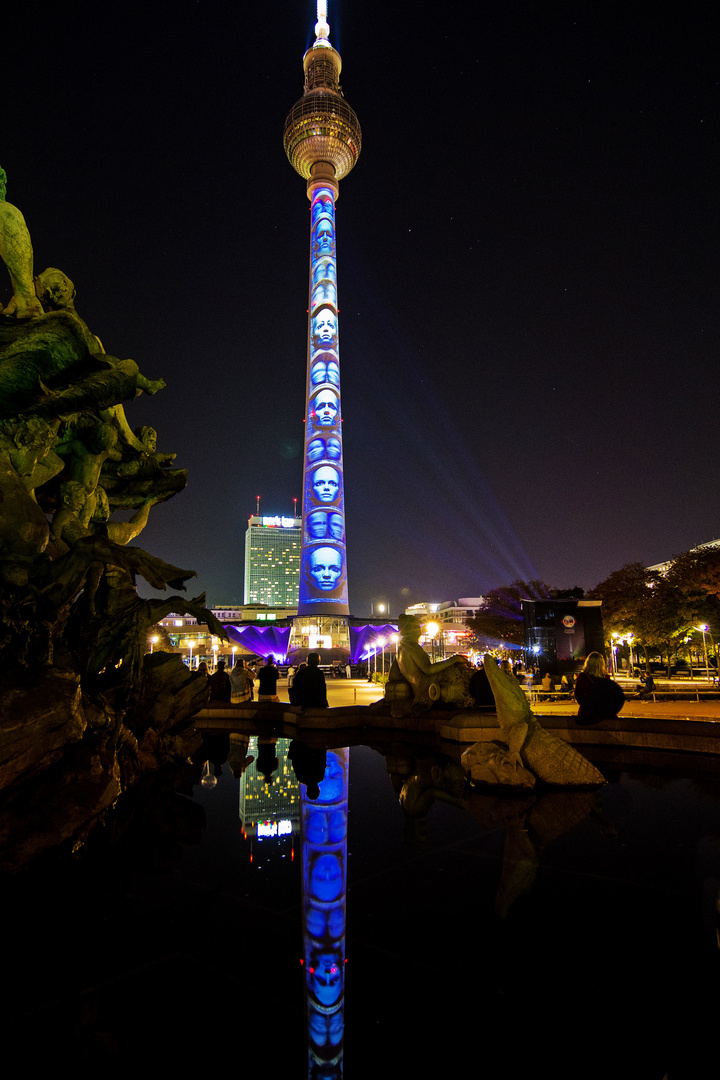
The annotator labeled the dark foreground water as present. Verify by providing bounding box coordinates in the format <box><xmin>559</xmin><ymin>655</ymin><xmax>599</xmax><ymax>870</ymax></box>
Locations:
<box><xmin>5</xmin><ymin>735</ymin><xmax>720</xmax><ymax>1079</ymax></box>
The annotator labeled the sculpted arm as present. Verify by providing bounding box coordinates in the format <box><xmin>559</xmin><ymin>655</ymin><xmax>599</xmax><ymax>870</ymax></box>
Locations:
<box><xmin>404</xmin><ymin>642</ymin><xmax>465</xmax><ymax>675</ymax></box>
<box><xmin>0</xmin><ymin>201</ymin><xmax>43</xmax><ymax>318</ymax></box>
<box><xmin>107</xmin><ymin>497</ymin><xmax>157</xmax><ymax>545</ymax></box>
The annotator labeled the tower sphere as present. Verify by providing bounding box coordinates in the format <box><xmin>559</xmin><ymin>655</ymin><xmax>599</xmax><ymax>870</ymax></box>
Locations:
<box><xmin>283</xmin><ymin>44</ymin><xmax>361</xmax><ymax>183</ymax></box>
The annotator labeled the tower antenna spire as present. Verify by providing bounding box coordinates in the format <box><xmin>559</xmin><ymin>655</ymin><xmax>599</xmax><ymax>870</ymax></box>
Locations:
<box><xmin>315</xmin><ymin>0</ymin><xmax>330</xmax><ymax>45</ymax></box>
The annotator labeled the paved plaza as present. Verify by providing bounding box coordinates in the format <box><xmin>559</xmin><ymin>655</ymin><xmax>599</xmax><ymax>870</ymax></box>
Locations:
<box><xmin>275</xmin><ymin>677</ymin><xmax>720</xmax><ymax>723</ymax></box>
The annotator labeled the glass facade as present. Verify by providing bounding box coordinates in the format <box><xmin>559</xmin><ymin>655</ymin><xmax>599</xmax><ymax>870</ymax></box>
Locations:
<box><xmin>244</xmin><ymin>515</ymin><xmax>302</xmax><ymax>607</ymax></box>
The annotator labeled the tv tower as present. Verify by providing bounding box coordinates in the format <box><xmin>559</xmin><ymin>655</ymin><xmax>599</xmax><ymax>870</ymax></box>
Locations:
<box><xmin>284</xmin><ymin>1</ymin><xmax>361</xmax><ymax>650</ymax></box>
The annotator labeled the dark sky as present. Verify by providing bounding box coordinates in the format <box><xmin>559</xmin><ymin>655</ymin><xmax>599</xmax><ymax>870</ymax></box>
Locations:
<box><xmin>4</xmin><ymin>1</ymin><xmax>717</xmax><ymax>613</ymax></box>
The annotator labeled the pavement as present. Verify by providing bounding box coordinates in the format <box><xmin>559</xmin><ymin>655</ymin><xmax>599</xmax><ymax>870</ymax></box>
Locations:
<box><xmin>277</xmin><ymin>678</ymin><xmax>720</xmax><ymax>723</ymax></box>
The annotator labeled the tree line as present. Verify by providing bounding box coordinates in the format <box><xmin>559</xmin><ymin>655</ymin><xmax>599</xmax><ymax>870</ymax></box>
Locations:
<box><xmin>465</xmin><ymin>546</ymin><xmax>720</xmax><ymax>675</ymax></box>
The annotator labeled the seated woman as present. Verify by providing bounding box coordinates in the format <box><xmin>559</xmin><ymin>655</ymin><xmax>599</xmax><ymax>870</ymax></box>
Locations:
<box><xmin>574</xmin><ymin>651</ymin><xmax>625</xmax><ymax>724</ymax></box>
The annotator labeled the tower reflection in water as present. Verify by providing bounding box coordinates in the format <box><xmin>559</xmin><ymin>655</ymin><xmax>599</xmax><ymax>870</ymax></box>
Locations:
<box><xmin>300</xmin><ymin>748</ymin><xmax>347</xmax><ymax>1078</ymax></box>
<box><xmin>236</xmin><ymin>736</ymin><xmax>347</xmax><ymax>1075</ymax></box>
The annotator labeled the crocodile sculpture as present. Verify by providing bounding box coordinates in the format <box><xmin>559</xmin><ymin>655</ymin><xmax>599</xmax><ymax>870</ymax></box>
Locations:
<box><xmin>462</xmin><ymin>656</ymin><xmax>606</xmax><ymax>788</ymax></box>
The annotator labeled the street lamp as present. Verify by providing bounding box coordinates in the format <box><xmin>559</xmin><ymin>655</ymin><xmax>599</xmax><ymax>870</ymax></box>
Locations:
<box><xmin>426</xmin><ymin>622</ymin><xmax>439</xmax><ymax>664</ymax></box>
<box><xmin>149</xmin><ymin>635</ymin><xmax>159</xmax><ymax>654</ymax></box>
<box><xmin>696</xmin><ymin>625</ymin><xmax>710</xmax><ymax>681</ymax></box>
<box><xmin>377</xmin><ymin>637</ymin><xmax>385</xmax><ymax>677</ymax></box>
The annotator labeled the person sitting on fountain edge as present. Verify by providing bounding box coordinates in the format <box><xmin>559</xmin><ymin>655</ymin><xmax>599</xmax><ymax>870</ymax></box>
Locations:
<box><xmin>292</xmin><ymin>653</ymin><xmax>328</xmax><ymax>709</ymax></box>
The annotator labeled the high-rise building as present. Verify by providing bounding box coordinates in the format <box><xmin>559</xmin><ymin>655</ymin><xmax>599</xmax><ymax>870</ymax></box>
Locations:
<box><xmin>283</xmin><ymin>0</ymin><xmax>361</xmax><ymax>659</ymax></box>
<box><xmin>243</xmin><ymin>514</ymin><xmax>302</xmax><ymax>607</ymax></box>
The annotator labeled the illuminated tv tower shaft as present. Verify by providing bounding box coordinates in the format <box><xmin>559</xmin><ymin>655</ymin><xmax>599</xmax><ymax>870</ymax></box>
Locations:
<box><xmin>284</xmin><ymin>1</ymin><xmax>361</xmax><ymax>621</ymax></box>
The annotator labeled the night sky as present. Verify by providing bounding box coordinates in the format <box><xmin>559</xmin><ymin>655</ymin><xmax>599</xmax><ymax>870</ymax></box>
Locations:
<box><xmin>4</xmin><ymin>1</ymin><xmax>716</xmax><ymax>614</ymax></box>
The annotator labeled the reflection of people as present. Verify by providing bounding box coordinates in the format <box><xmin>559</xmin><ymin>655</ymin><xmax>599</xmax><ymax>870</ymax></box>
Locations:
<box><xmin>293</xmin><ymin>652</ymin><xmax>329</xmax><ymax>708</ymax></box>
<box><xmin>312</xmin><ymin>389</ymin><xmax>339</xmax><ymax>426</ymax></box>
<box><xmin>312</xmin><ymin>466</ymin><xmax>340</xmax><ymax>504</ymax></box>
<box><xmin>309</xmin><ymin>546</ymin><xmax>343</xmax><ymax>590</ymax></box>
<box><xmin>311</xmin><ymin>308</ymin><xmax>337</xmax><ymax>349</ymax></box>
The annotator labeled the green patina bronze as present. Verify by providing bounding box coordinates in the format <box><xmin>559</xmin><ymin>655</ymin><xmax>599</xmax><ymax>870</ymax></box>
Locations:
<box><xmin>0</xmin><ymin>170</ymin><xmax>226</xmax><ymax>867</ymax></box>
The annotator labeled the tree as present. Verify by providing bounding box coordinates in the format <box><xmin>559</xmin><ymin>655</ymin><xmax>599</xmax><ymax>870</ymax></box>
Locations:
<box><xmin>466</xmin><ymin>579</ymin><xmax>551</xmax><ymax>649</ymax></box>
<box><xmin>147</xmin><ymin>623</ymin><xmax>173</xmax><ymax>653</ymax></box>
<box><xmin>589</xmin><ymin>562</ymin><xmax>688</xmax><ymax>675</ymax></box>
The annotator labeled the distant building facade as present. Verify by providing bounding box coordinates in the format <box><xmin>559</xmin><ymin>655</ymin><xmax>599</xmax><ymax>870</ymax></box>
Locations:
<box><xmin>647</xmin><ymin>537</ymin><xmax>720</xmax><ymax>575</ymax></box>
<box><xmin>244</xmin><ymin>515</ymin><xmax>302</xmax><ymax>607</ymax></box>
<box><xmin>522</xmin><ymin>599</ymin><xmax>604</xmax><ymax>675</ymax></box>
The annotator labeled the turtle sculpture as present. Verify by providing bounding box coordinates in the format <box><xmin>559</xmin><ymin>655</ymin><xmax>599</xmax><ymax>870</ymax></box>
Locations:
<box><xmin>462</xmin><ymin>656</ymin><xmax>606</xmax><ymax>789</ymax></box>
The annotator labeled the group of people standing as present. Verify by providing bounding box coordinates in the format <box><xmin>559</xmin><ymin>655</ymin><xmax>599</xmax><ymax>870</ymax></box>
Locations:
<box><xmin>202</xmin><ymin>653</ymin><xmax>329</xmax><ymax>709</ymax></box>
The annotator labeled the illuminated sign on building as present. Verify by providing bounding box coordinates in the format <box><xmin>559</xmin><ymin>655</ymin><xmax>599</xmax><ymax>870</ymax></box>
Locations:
<box><xmin>262</xmin><ymin>516</ymin><xmax>298</xmax><ymax>528</ymax></box>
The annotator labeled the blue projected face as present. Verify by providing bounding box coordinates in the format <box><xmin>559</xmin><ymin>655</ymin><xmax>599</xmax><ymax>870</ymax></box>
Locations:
<box><xmin>307</xmin><ymin>437</ymin><xmax>325</xmax><ymax>462</ymax></box>
<box><xmin>310</xmin><ymin>853</ymin><xmax>343</xmax><ymax>902</ymax></box>
<box><xmin>306</xmin><ymin>903</ymin><xmax>345</xmax><ymax>940</ymax></box>
<box><xmin>310</xmin><ymin>951</ymin><xmax>343</xmax><ymax>1006</ymax></box>
<box><xmin>308</xmin><ymin>1004</ymin><xmax>344</xmax><ymax>1048</ymax></box>
<box><xmin>313</xmin><ymin>257</ymin><xmax>336</xmax><ymax>286</ymax></box>
<box><xmin>326</xmin><ymin>436</ymin><xmax>341</xmax><ymax>460</ymax></box>
<box><xmin>312</xmin><ymin>194</ymin><xmax>333</xmax><ymax>224</ymax></box>
<box><xmin>312</xmin><ymin>466</ymin><xmax>340</xmax><ymax>503</ymax></box>
<box><xmin>301</xmin><ymin>189</ymin><xmax>347</xmax><ymax>611</ymax></box>
<box><xmin>307</xmin><ymin>510</ymin><xmax>329</xmax><ymax>539</ymax></box>
<box><xmin>311</xmin><ymin>308</ymin><xmax>337</xmax><ymax>349</ymax></box>
<box><xmin>311</xmin><ymin>280</ymin><xmax>337</xmax><ymax>310</ymax></box>
<box><xmin>309</xmin><ymin>546</ymin><xmax>343</xmax><ymax>590</ymax></box>
<box><xmin>313</xmin><ymin>218</ymin><xmax>335</xmax><ymax>256</ymax></box>
<box><xmin>328</xmin><ymin>512</ymin><xmax>344</xmax><ymax>539</ymax></box>
<box><xmin>312</xmin><ymin>389</ymin><xmax>339</xmax><ymax>426</ymax></box>
<box><xmin>311</xmin><ymin>356</ymin><xmax>339</xmax><ymax>387</ymax></box>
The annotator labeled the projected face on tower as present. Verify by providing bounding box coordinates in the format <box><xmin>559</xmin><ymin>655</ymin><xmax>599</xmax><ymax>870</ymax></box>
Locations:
<box><xmin>312</xmin><ymin>466</ymin><xmax>340</xmax><ymax>504</ymax></box>
<box><xmin>301</xmin><ymin>186</ymin><xmax>348</xmax><ymax>612</ymax></box>
<box><xmin>313</xmin><ymin>218</ymin><xmax>335</xmax><ymax>257</ymax></box>
<box><xmin>311</xmin><ymin>308</ymin><xmax>337</xmax><ymax>350</ymax></box>
<box><xmin>312</xmin><ymin>389</ymin><xmax>339</xmax><ymax>427</ymax></box>
<box><xmin>309</xmin><ymin>547</ymin><xmax>344</xmax><ymax>591</ymax></box>
<box><xmin>311</xmin><ymin>356</ymin><xmax>339</xmax><ymax>387</ymax></box>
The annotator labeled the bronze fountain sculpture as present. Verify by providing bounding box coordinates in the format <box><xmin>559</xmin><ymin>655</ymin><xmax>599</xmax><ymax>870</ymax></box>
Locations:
<box><xmin>0</xmin><ymin>167</ymin><xmax>226</xmax><ymax>867</ymax></box>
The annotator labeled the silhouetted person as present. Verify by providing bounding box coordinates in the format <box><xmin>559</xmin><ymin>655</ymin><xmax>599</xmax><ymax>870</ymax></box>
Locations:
<box><xmin>469</xmin><ymin>664</ymin><xmax>494</xmax><ymax>708</ymax></box>
<box><xmin>292</xmin><ymin>652</ymin><xmax>328</xmax><ymax>708</ymax></box>
<box><xmin>257</xmin><ymin>657</ymin><xmax>280</xmax><ymax>701</ymax></box>
<box><xmin>208</xmin><ymin>659</ymin><xmax>231</xmax><ymax>702</ymax></box>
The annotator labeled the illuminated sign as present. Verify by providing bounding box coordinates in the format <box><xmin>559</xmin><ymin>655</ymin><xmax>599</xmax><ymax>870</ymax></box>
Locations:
<box><xmin>262</xmin><ymin>516</ymin><xmax>297</xmax><ymax>528</ymax></box>
<box><xmin>298</xmin><ymin>186</ymin><xmax>349</xmax><ymax>615</ymax></box>
<box><xmin>257</xmin><ymin>818</ymin><xmax>293</xmax><ymax>839</ymax></box>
